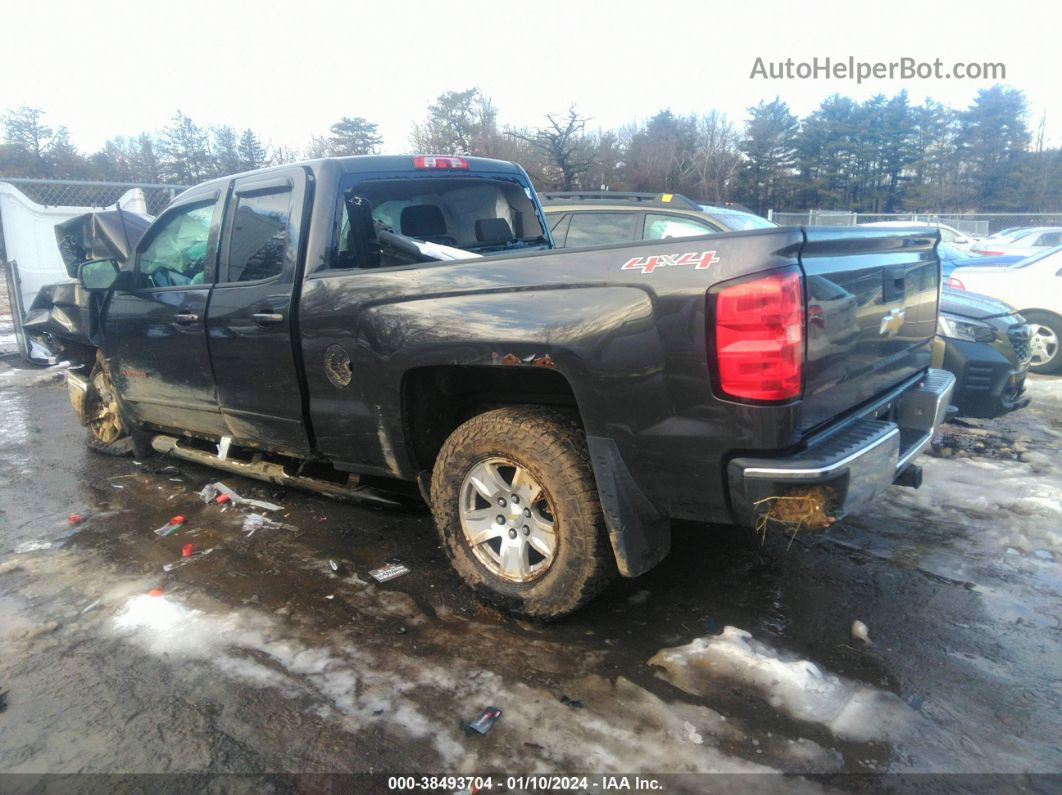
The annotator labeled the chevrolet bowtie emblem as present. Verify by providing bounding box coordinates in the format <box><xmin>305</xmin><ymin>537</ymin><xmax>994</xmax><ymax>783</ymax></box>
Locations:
<box><xmin>879</xmin><ymin>308</ymin><xmax>906</xmax><ymax>337</ymax></box>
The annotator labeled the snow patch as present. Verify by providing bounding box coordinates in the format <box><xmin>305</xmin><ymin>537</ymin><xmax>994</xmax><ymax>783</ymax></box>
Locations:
<box><xmin>886</xmin><ymin>455</ymin><xmax>1062</xmax><ymax>555</ymax></box>
<box><xmin>649</xmin><ymin>627</ymin><xmax>910</xmax><ymax>742</ymax></box>
<box><xmin>107</xmin><ymin>591</ymin><xmax>804</xmax><ymax>773</ymax></box>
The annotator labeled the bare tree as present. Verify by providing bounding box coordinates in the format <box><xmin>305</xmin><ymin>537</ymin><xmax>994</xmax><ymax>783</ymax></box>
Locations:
<box><xmin>410</xmin><ymin>88</ymin><xmax>500</xmax><ymax>155</ymax></box>
<box><xmin>507</xmin><ymin>105</ymin><xmax>592</xmax><ymax>190</ymax></box>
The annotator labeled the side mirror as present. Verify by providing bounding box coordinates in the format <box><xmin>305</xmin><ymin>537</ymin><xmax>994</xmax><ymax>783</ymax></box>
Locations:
<box><xmin>78</xmin><ymin>258</ymin><xmax>120</xmax><ymax>290</ymax></box>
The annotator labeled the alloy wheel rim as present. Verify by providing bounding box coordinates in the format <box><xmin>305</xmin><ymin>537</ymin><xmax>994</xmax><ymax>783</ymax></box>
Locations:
<box><xmin>459</xmin><ymin>456</ymin><xmax>556</xmax><ymax>583</ymax></box>
<box><xmin>1029</xmin><ymin>323</ymin><xmax>1058</xmax><ymax>366</ymax></box>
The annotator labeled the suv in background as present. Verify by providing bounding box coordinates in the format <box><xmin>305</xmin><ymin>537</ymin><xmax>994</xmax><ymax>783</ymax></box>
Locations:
<box><xmin>539</xmin><ymin>192</ymin><xmax>775</xmax><ymax>247</ymax></box>
<box><xmin>936</xmin><ymin>289</ymin><xmax>1031</xmax><ymax>417</ymax></box>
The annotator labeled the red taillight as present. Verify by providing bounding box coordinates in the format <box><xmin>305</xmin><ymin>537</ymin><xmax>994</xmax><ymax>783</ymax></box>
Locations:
<box><xmin>413</xmin><ymin>155</ymin><xmax>469</xmax><ymax>169</ymax></box>
<box><xmin>713</xmin><ymin>271</ymin><xmax>804</xmax><ymax>402</ymax></box>
<box><xmin>946</xmin><ymin>276</ymin><xmax>965</xmax><ymax>289</ymax></box>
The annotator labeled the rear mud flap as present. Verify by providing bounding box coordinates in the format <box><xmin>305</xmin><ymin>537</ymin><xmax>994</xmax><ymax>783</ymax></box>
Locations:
<box><xmin>586</xmin><ymin>435</ymin><xmax>670</xmax><ymax>577</ymax></box>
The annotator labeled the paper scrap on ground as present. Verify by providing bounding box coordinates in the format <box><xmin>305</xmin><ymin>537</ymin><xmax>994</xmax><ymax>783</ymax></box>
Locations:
<box><xmin>369</xmin><ymin>563</ymin><xmax>410</xmax><ymax>583</ymax></box>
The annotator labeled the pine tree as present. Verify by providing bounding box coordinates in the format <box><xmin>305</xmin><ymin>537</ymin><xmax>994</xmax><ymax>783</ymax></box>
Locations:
<box><xmin>735</xmin><ymin>98</ymin><xmax>799</xmax><ymax>214</ymax></box>
<box><xmin>327</xmin><ymin>117</ymin><xmax>383</xmax><ymax>156</ymax></box>
<box><xmin>159</xmin><ymin>111</ymin><xmax>212</xmax><ymax>183</ymax></box>
<box><xmin>957</xmin><ymin>85</ymin><xmax>1030</xmax><ymax>210</ymax></box>
<box><xmin>237</xmin><ymin>129</ymin><xmax>268</xmax><ymax>171</ymax></box>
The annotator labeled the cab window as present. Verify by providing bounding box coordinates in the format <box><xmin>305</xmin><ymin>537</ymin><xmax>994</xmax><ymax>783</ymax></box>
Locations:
<box><xmin>136</xmin><ymin>201</ymin><xmax>215</xmax><ymax>288</ymax></box>
<box><xmin>225</xmin><ymin>188</ymin><xmax>293</xmax><ymax>282</ymax></box>
<box><xmin>643</xmin><ymin>214</ymin><xmax>714</xmax><ymax>240</ymax></box>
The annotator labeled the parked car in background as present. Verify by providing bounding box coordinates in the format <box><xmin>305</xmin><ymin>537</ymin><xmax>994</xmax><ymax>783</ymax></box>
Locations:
<box><xmin>937</xmin><ymin>241</ymin><xmax>1022</xmax><ymax>277</ymax></box>
<box><xmin>539</xmin><ymin>192</ymin><xmax>774</xmax><ymax>247</ymax></box>
<box><xmin>949</xmin><ymin>246</ymin><xmax>1062</xmax><ymax>373</ymax></box>
<box><xmin>969</xmin><ymin>227</ymin><xmax>1062</xmax><ymax>257</ymax></box>
<box><xmin>860</xmin><ymin>220</ymin><xmax>979</xmax><ymax>251</ymax></box>
<box><xmin>980</xmin><ymin>226</ymin><xmax>1028</xmax><ymax>244</ymax></box>
<box><xmin>936</xmin><ymin>288</ymin><xmax>1031</xmax><ymax>417</ymax></box>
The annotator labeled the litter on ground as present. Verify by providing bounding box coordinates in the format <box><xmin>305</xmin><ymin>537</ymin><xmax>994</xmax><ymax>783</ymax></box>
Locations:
<box><xmin>369</xmin><ymin>563</ymin><xmax>410</xmax><ymax>583</ymax></box>
<box><xmin>199</xmin><ymin>482</ymin><xmax>281</xmax><ymax>512</ymax></box>
<box><xmin>163</xmin><ymin>547</ymin><xmax>215</xmax><ymax>572</ymax></box>
<box><xmin>463</xmin><ymin>706</ymin><xmax>502</xmax><ymax>735</ymax></box>
<box><xmin>851</xmin><ymin>620</ymin><xmax>871</xmax><ymax>643</ymax></box>
<box><xmin>242</xmin><ymin>513</ymin><xmax>285</xmax><ymax>536</ymax></box>
<box><xmin>153</xmin><ymin>516</ymin><xmax>185</xmax><ymax>537</ymax></box>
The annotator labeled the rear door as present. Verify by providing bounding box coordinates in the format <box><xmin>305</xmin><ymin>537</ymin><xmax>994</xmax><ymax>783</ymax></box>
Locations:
<box><xmin>205</xmin><ymin>167</ymin><xmax>311</xmax><ymax>455</ymax></box>
<box><xmin>104</xmin><ymin>188</ymin><xmax>228</xmax><ymax>438</ymax></box>
<box><xmin>798</xmin><ymin>227</ymin><xmax>939</xmax><ymax>432</ymax></box>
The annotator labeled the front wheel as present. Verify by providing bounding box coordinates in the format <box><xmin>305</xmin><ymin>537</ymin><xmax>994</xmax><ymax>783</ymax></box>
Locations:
<box><xmin>83</xmin><ymin>355</ymin><xmax>152</xmax><ymax>457</ymax></box>
<box><xmin>1024</xmin><ymin>310</ymin><xmax>1062</xmax><ymax>374</ymax></box>
<box><xmin>430</xmin><ymin>407</ymin><xmax>616</xmax><ymax>619</ymax></box>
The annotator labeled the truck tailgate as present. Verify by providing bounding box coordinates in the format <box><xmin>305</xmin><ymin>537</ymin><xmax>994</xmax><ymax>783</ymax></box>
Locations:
<box><xmin>798</xmin><ymin>228</ymin><xmax>939</xmax><ymax>433</ymax></box>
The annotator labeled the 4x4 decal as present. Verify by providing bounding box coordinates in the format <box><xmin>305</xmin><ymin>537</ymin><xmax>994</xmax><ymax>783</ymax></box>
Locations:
<box><xmin>621</xmin><ymin>250</ymin><xmax>719</xmax><ymax>275</ymax></box>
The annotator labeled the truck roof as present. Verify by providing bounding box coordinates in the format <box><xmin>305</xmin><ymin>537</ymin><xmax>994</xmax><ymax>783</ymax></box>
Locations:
<box><xmin>176</xmin><ymin>155</ymin><xmax>529</xmax><ymax>202</ymax></box>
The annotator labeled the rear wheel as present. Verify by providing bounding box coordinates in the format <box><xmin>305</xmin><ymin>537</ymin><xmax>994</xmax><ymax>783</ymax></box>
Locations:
<box><xmin>1024</xmin><ymin>311</ymin><xmax>1062</xmax><ymax>374</ymax></box>
<box><xmin>430</xmin><ymin>407</ymin><xmax>616</xmax><ymax>619</ymax></box>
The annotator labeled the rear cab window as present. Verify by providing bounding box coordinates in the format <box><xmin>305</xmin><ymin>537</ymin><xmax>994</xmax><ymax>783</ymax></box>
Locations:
<box><xmin>330</xmin><ymin>170</ymin><xmax>550</xmax><ymax>270</ymax></box>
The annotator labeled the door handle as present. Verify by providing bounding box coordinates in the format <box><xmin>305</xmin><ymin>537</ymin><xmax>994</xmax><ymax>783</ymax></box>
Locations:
<box><xmin>174</xmin><ymin>312</ymin><xmax>199</xmax><ymax>325</ymax></box>
<box><xmin>252</xmin><ymin>312</ymin><xmax>284</xmax><ymax>326</ymax></box>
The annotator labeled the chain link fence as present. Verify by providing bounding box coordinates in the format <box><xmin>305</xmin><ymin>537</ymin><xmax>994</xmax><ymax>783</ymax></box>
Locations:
<box><xmin>0</xmin><ymin>177</ymin><xmax>188</xmax><ymax>216</ymax></box>
<box><xmin>768</xmin><ymin>210</ymin><xmax>1062</xmax><ymax>236</ymax></box>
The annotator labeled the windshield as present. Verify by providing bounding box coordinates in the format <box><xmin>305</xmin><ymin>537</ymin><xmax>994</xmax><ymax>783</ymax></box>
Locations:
<box><xmin>700</xmin><ymin>206</ymin><xmax>776</xmax><ymax>230</ymax></box>
<box><xmin>1013</xmin><ymin>244</ymin><xmax>1062</xmax><ymax>268</ymax></box>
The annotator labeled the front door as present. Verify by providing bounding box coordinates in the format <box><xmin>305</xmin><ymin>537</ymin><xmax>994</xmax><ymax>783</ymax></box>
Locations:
<box><xmin>206</xmin><ymin>168</ymin><xmax>311</xmax><ymax>455</ymax></box>
<box><xmin>104</xmin><ymin>188</ymin><xmax>228</xmax><ymax>438</ymax></box>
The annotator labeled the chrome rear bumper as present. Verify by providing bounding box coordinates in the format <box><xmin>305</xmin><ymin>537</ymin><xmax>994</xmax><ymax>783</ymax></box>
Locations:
<box><xmin>728</xmin><ymin>369</ymin><xmax>956</xmax><ymax>527</ymax></box>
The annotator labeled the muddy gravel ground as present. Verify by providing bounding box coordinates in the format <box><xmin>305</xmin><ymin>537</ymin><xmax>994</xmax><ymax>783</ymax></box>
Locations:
<box><xmin>0</xmin><ymin>364</ymin><xmax>1059</xmax><ymax>792</ymax></box>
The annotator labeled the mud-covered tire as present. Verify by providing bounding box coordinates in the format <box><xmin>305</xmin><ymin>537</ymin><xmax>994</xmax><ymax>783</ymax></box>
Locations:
<box><xmin>1023</xmin><ymin>310</ymin><xmax>1062</xmax><ymax>375</ymax></box>
<box><xmin>430</xmin><ymin>407</ymin><xmax>616</xmax><ymax>619</ymax></box>
<box><xmin>84</xmin><ymin>355</ymin><xmax>153</xmax><ymax>459</ymax></box>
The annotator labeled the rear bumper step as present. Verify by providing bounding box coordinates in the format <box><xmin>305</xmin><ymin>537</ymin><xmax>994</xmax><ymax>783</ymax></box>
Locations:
<box><xmin>727</xmin><ymin>368</ymin><xmax>955</xmax><ymax>528</ymax></box>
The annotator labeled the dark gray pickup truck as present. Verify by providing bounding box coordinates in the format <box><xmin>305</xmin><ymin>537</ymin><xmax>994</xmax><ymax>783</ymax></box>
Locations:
<box><xmin>66</xmin><ymin>154</ymin><xmax>954</xmax><ymax>617</ymax></box>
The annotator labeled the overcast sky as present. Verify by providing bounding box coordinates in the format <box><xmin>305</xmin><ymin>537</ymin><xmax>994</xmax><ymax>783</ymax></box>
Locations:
<box><xmin>4</xmin><ymin>0</ymin><xmax>1058</xmax><ymax>154</ymax></box>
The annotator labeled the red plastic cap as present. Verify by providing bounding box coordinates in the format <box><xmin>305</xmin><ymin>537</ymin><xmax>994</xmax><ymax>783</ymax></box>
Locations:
<box><xmin>413</xmin><ymin>155</ymin><xmax>469</xmax><ymax>169</ymax></box>
<box><xmin>181</xmin><ymin>544</ymin><xmax>194</xmax><ymax>558</ymax></box>
<box><xmin>68</xmin><ymin>513</ymin><xmax>82</xmax><ymax>525</ymax></box>
<box><xmin>170</xmin><ymin>515</ymin><xmax>185</xmax><ymax>525</ymax></box>
<box><xmin>713</xmin><ymin>271</ymin><xmax>804</xmax><ymax>401</ymax></box>
<box><xmin>148</xmin><ymin>588</ymin><xmax>164</xmax><ymax>597</ymax></box>
<box><xmin>215</xmin><ymin>494</ymin><xmax>231</xmax><ymax>505</ymax></box>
